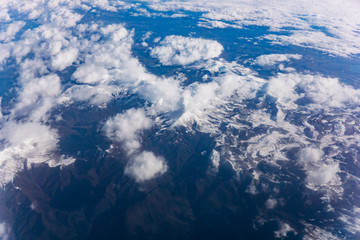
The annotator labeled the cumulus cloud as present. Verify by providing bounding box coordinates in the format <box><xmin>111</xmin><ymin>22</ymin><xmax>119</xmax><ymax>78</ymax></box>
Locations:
<box><xmin>0</xmin><ymin>44</ymin><xmax>10</xmax><ymax>67</ymax></box>
<box><xmin>0</xmin><ymin>222</ymin><xmax>10</xmax><ymax>240</ymax></box>
<box><xmin>13</xmin><ymin>73</ymin><xmax>61</xmax><ymax>121</ymax></box>
<box><xmin>0</xmin><ymin>121</ymin><xmax>74</xmax><ymax>187</ymax></box>
<box><xmin>254</xmin><ymin>54</ymin><xmax>302</xmax><ymax>67</ymax></box>
<box><xmin>265</xmin><ymin>198</ymin><xmax>277</xmax><ymax>209</ymax></box>
<box><xmin>306</xmin><ymin>162</ymin><xmax>340</xmax><ymax>186</ymax></box>
<box><xmin>125</xmin><ymin>151</ymin><xmax>167</xmax><ymax>182</ymax></box>
<box><xmin>297</xmin><ymin>147</ymin><xmax>341</xmax><ymax>189</ymax></box>
<box><xmin>0</xmin><ymin>12</ymin><xmax>82</xmax><ymax>186</ymax></box>
<box><xmin>63</xmin><ymin>24</ymin><xmax>184</xmax><ymax>113</ymax></box>
<box><xmin>176</xmin><ymin>68</ymin><xmax>263</xmax><ymax>126</ymax></box>
<box><xmin>103</xmin><ymin>108</ymin><xmax>153</xmax><ymax>154</ymax></box>
<box><xmin>150</xmin><ymin>35</ymin><xmax>223</xmax><ymax>65</ymax></box>
<box><xmin>138</xmin><ymin>77</ymin><xmax>182</xmax><ymax>113</ymax></box>
<box><xmin>267</xmin><ymin>73</ymin><xmax>360</xmax><ymax>110</ymax></box>
<box><xmin>274</xmin><ymin>222</ymin><xmax>295</xmax><ymax>238</ymax></box>
<box><xmin>297</xmin><ymin>148</ymin><xmax>323</xmax><ymax>164</ymax></box>
<box><xmin>51</xmin><ymin>47</ymin><xmax>79</xmax><ymax>71</ymax></box>
<box><xmin>0</xmin><ymin>21</ymin><xmax>26</xmax><ymax>43</ymax></box>
<box><xmin>103</xmin><ymin>108</ymin><xmax>168</xmax><ymax>182</ymax></box>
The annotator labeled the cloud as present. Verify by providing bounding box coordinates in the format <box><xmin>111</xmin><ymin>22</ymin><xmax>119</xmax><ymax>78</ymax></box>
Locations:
<box><xmin>150</xmin><ymin>35</ymin><xmax>223</xmax><ymax>65</ymax></box>
<box><xmin>13</xmin><ymin>73</ymin><xmax>61</xmax><ymax>121</ymax></box>
<box><xmin>103</xmin><ymin>108</ymin><xmax>168</xmax><ymax>182</ymax></box>
<box><xmin>0</xmin><ymin>44</ymin><xmax>10</xmax><ymax>67</ymax></box>
<box><xmin>175</xmin><ymin>65</ymin><xmax>263</xmax><ymax>126</ymax></box>
<box><xmin>142</xmin><ymin>0</ymin><xmax>360</xmax><ymax>56</ymax></box>
<box><xmin>254</xmin><ymin>54</ymin><xmax>302</xmax><ymax>67</ymax></box>
<box><xmin>297</xmin><ymin>147</ymin><xmax>341</xmax><ymax>189</ymax></box>
<box><xmin>306</xmin><ymin>162</ymin><xmax>340</xmax><ymax>186</ymax></box>
<box><xmin>297</xmin><ymin>148</ymin><xmax>323</xmax><ymax>164</ymax></box>
<box><xmin>103</xmin><ymin>108</ymin><xmax>153</xmax><ymax>154</ymax></box>
<box><xmin>267</xmin><ymin>73</ymin><xmax>360</xmax><ymax>110</ymax></box>
<box><xmin>0</xmin><ymin>21</ymin><xmax>26</xmax><ymax>43</ymax></box>
<box><xmin>274</xmin><ymin>222</ymin><xmax>295</xmax><ymax>238</ymax></box>
<box><xmin>125</xmin><ymin>151</ymin><xmax>167</xmax><ymax>182</ymax></box>
<box><xmin>0</xmin><ymin>121</ymin><xmax>74</xmax><ymax>187</ymax></box>
<box><xmin>265</xmin><ymin>198</ymin><xmax>277</xmax><ymax>209</ymax></box>
<box><xmin>63</xmin><ymin>24</ymin><xmax>184</xmax><ymax>112</ymax></box>
<box><xmin>0</xmin><ymin>222</ymin><xmax>10</xmax><ymax>240</ymax></box>
<box><xmin>0</xmin><ymin>15</ymin><xmax>82</xmax><ymax>186</ymax></box>
<box><xmin>51</xmin><ymin>47</ymin><xmax>79</xmax><ymax>71</ymax></box>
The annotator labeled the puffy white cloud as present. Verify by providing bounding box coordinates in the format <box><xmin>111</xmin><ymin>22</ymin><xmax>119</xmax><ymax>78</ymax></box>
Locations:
<box><xmin>265</xmin><ymin>198</ymin><xmax>277</xmax><ymax>209</ymax></box>
<box><xmin>268</xmin><ymin>73</ymin><xmax>360</xmax><ymax>110</ymax></box>
<box><xmin>60</xmin><ymin>84</ymin><xmax>118</xmax><ymax>106</ymax></box>
<box><xmin>104</xmin><ymin>108</ymin><xmax>168</xmax><ymax>182</ymax></box>
<box><xmin>274</xmin><ymin>222</ymin><xmax>295</xmax><ymax>238</ymax></box>
<box><xmin>125</xmin><ymin>151</ymin><xmax>167</xmax><ymax>182</ymax></box>
<box><xmin>0</xmin><ymin>21</ymin><xmax>25</xmax><ymax>43</ymax></box>
<box><xmin>0</xmin><ymin>8</ymin><xmax>11</xmax><ymax>22</ymax></box>
<box><xmin>176</xmin><ymin>68</ymin><xmax>263</xmax><ymax>126</ymax></box>
<box><xmin>139</xmin><ymin>77</ymin><xmax>182</xmax><ymax>113</ymax></box>
<box><xmin>297</xmin><ymin>147</ymin><xmax>341</xmax><ymax>189</ymax></box>
<box><xmin>150</xmin><ymin>35</ymin><xmax>223</xmax><ymax>65</ymax></box>
<box><xmin>0</xmin><ymin>222</ymin><xmax>10</xmax><ymax>240</ymax></box>
<box><xmin>297</xmin><ymin>148</ymin><xmax>323</xmax><ymax>164</ymax></box>
<box><xmin>0</xmin><ymin>121</ymin><xmax>74</xmax><ymax>187</ymax></box>
<box><xmin>66</xmin><ymin>24</ymin><xmax>184</xmax><ymax>112</ymax></box>
<box><xmin>51</xmin><ymin>47</ymin><xmax>79</xmax><ymax>71</ymax></box>
<box><xmin>254</xmin><ymin>54</ymin><xmax>302</xmax><ymax>67</ymax></box>
<box><xmin>306</xmin><ymin>162</ymin><xmax>340</xmax><ymax>186</ymax></box>
<box><xmin>0</xmin><ymin>44</ymin><xmax>11</xmax><ymax>67</ymax></box>
<box><xmin>13</xmin><ymin>73</ymin><xmax>61</xmax><ymax>121</ymax></box>
<box><xmin>103</xmin><ymin>108</ymin><xmax>153</xmax><ymax>154</ymax></box>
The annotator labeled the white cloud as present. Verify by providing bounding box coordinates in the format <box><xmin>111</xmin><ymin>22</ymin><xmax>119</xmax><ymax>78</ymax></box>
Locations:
<box><xmin>103</xmin><ymin>108</ymin><xmax>168</xmax><ymax>182</ymax></box>
<box><xmin>0</xmin><ymin>222</ymin><xmax>10</xmax><ymax>240</ymax></box>
<box><xmin>265</xmin><ymin>198</ymin><xmax>277</xmax><ymax>209</ymax></box>
<box><xmin>0</xmin><ymin>21</ymin><xmax>25</xmax><ymax>43</ymax></box>
<box><xmin>297</xmin><ymin>148</ymin><xmax>323</xmax><ymax>164</ymax></box>
<box><xmin>0</xmin><ymin>44</ymin><xmax>10</xmax><ymax>67</ymax></box>
<box><xmin>274</xmin><ymin>222</ymin><xmax>295</xmax><ymax>238</ymax></box>
<box><xmin>0</xmin><ymin>121</ymin><xmax>74</xmax><ymax>187</ymax></box>
<box><xmin>297</xmin><ymin>147</ymin><xmax>341</xmax><ymax>189</ymax></box>
<box><xmin>0</xmin><ymin>8</ymin><xmax>11</xmax><ymax>21</ymax></box>
<box><xmin>254</xmin><ymin>54</ymin><xmax>302</xmax><ymax>67</ymax></box>
<box><xmin>13</xmin><ymin>73</ymin><xmax>61</xmax><ymax>121</ymax></box>
<box><xmin>175</xmin><ymin>67</ymin><xmax>263</xmax><ymax>126</ymax></box>
<box><xmin>59</xmin><ymin>84</ymin><xmax>118</xmax><ymax>106</ymax></box>
<box><xmin>125</xmin><ymin>151</ymin><xmax>167</xmax><ymax>182</ymax></box>
<box><xmin>303</xmin><ymin>222</ymin><xmax>340</xmax><ymax>240</ymax></box>
<box><xmin>0</xmin><ymin>12</ymin><xmax>82</xmax><ymax>186</ymax></box>
<box><xmin>64</xmin><ymin>24</ymin><xmax>184</xmax><ymax>112</ymax></box>
<box><xmin>51</xmin><ymin>47</ymin><xmax>79</xmax><ymax>71</ymax></box>
<box><xmin>142</xmin><ymin>0</ymin><xmax>360</xmax><ymax>56</ymax></box>
<box><xmin>267</xmin><ymin>73</ymin><xmax>360</xmax><ymax>110</ymax></box>
<box><xmin>264</xmin><ymin>30</ymin><xmax>360</xmax><ymax>57</ymax></box>
<box><xmin>138</xmin><ymin>77</ymin><xmax>182</xmax><ymax>113</ymax></box>
<box><xmin>103</xmin><ymin>108</ymin><xmax>153</xmax><ymax>154</ymax></box>
<box><xmin>150</xmin><ymin>35</ymin><xmax>223</xmax><ymax>65</ymax></box>
<box><xmin>306</xmin><ymin>162</ymin><xmax>340</xmax><ymax>186</ymax></box>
